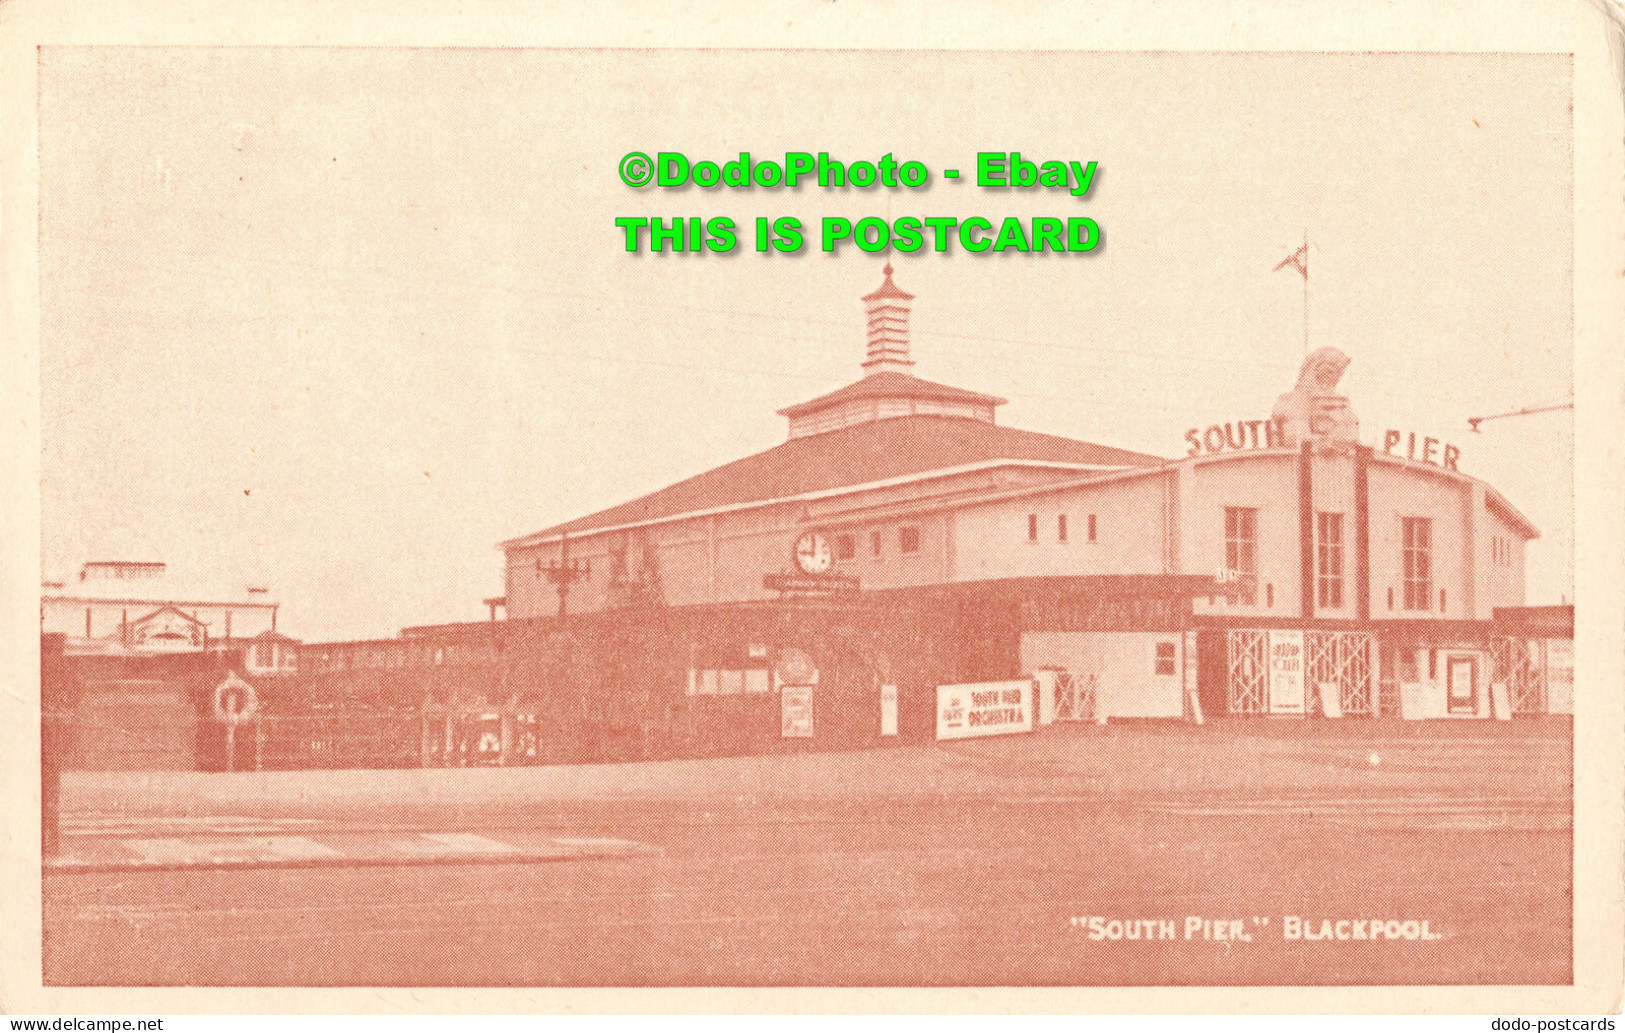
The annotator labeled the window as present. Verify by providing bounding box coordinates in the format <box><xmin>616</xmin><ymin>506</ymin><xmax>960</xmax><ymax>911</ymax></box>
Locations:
<box><xmin>871</xmin><ymin>530</ymin><xmax>882</xmax><ymax>557</ymax></box>
<box><xmin>899</xmin><ymin>525</ymin><xmax>920</xmax><ymax>554</ymax></box>
<box><xmin>1402</xmin><ymin>517</ymin><xmax>1432</xmax><ymax>610</ymax></box>
<box><xmin>836</xmin><ymin>534</ymin><xmax>856</xmax><ymax>561</ymax></box>
<box><xmin>1088</xmin><ymin>513</ymin><xmax>1097</xmax><ymax>542</ymax></box>
<box><xmin>1028</xmin><ymin>513</ymin><xmax>1039</xmax><ymax>542</ymax></box>
<box><xmin>1439</xmin><ymin>588</ymin><xmax>1446</xmax><ymax>613</ymax></box>
<box><xmin>1224</xmin><ymin>507</ymin><xmax>1258</xmax><ymax>604</ymax></box>
<box><xmin>1493</xmin><ymin>536</ymin><xmax>1514</xmax><ymax>567</ymax></box>
<box><xmin>1317</xmin><ymin>512</ymin><xmax>1344</xmax><ymax>609</ymax></box>
<box><xmin>1155</xmin><ymin>641</ymin><xmax>1177</xmax><ymax>676</ymax></box>
<box><xmin>1057</xmin><ymin>514</ymin><xmax>1068</xmax><ymax>542</ymax></box>
<box><xmin>689</xmin><ymin>669</ymin><xmax>765</xmax><ymax>696</ymax></box>
<box><xmin>249</xmin><ymin>642</ymin><xmax>268</xmax><ymax>670</ymax></box>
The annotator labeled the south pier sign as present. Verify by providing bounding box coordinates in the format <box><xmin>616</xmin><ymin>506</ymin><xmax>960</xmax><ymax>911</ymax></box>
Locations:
<box><xmin>1183</xmin><ymin>418</ymin><xmax>1463</xmax><ymax>471</ymax></box>
<box><xmin>1184</xmin><ymin>417</ymin><xmax>1288</xmax><ymax>456</ymax></box>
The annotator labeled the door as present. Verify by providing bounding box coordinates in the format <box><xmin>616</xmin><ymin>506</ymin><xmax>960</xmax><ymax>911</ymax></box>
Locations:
<box><xmin>1447</xmin><ymin>656</ymin><xmax>1477</xmax><ymax>715</ymax></box>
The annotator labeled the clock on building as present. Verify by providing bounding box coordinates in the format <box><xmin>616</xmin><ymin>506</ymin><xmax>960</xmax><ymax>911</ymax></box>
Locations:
<box><xmin>793</xmin><ymin>531</ymin><xmax>834</xmax><ymax>574</ymax></box>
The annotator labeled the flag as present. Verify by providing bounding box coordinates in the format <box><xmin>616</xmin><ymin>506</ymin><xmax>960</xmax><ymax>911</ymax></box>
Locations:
<box><xmin>1274</xmin><ymin>243</ymin><xmax>1308</xmax><ymax>279</ymax></box>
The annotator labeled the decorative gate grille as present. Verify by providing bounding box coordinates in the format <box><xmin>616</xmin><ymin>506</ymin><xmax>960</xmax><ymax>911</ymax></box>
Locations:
<box><xmin>1228</xmin><ymin>629</ymin><xmax>1372</xmax><ymax>716</ymax></box>
<box><xmin>1306</xmin><ymin>631</ymin><xmax>1373</xmax><ymax>716</ymax></box>
<box><xmin>1227</xmin><ymin>630</ymin><xmax>1268</xmax><ymax>715</ymax></box>
<box><xmin>1491</xmin><ymin>637</ymin><xmax>1545</xmax><ymax>715</ymax></box>
<box><xmin>1053</xmin><ymin>670</ymin><xmax>1095</xmax><ymax>722</ymax></box>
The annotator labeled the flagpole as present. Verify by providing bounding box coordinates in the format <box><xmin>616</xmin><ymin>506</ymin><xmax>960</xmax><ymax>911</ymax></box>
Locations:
<box><xmin>1302</xmin><ymin>228</ymin><xmax>1309</xmax><ymax>356</ymax></box>
<box><xmin>1273</xmin><ymin>235</ymin><xmax>1311</xmax><ymax>356</ymax></box>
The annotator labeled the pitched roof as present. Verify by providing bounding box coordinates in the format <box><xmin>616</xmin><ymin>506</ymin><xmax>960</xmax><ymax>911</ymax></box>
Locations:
<box><xmin>41</xmin><ymin>576</ymin><xmax>278</xmax><ymax>605</ymax></box>
<box><xmin>504</xmin><ymin>415</ymin><xmax>1166</xmax><ymax>546</ymax></box>
<box><xmin>776</xmin><ymin>371</ymin><xmax>1006</xmax><ymax>418</ymax></box>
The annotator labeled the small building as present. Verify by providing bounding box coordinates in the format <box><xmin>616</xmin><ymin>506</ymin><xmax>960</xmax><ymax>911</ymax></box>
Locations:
<box><xmin>41</xmin><ymin>560</ymin><xmax>280</xmax><ymax>656</ymax></box>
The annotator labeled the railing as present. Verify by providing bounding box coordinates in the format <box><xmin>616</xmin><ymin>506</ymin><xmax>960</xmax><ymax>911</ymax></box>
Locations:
<box><xmin>253</xmin><ymin>711</ymin><xmax>424</xmax><ymax>769</ymax></box>
<box><xmin>230</xmin><ymin>709</ymin><xmax>671</xmax><ymax>770</ymax></box>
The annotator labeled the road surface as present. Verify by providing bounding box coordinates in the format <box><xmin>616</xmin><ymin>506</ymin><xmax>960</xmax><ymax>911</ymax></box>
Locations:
<box><xmin>44</xmin><ymin>719</ymin><xmax>1572</xmax><ymax>986</ymax></box>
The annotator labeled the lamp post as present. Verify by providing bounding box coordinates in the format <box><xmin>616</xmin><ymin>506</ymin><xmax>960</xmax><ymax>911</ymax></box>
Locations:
<box><xmin>538</xmin><ymin>532</ymin><xmax>591</xmax><ymax>624</ymax></box>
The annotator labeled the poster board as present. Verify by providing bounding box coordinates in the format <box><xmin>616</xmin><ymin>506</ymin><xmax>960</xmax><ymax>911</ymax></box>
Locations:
<box><xmin>780</xmin><ymin>685</ymin><xmax>813</xmax><ymax>738</ymax></box>
<box><xmin>879</xmin><ymin>683</ymin><xmax>898</xmax><ymax>737</ymax></box>
<box><xmin>1268</xmin><ymin>630</ymin><xmax>1306</xmax><ymax>714</ymax></box>
<box><xmin>935</xmin><ymin>680</ymin><xmax>1032</xmax><ymax>741</ymax></box>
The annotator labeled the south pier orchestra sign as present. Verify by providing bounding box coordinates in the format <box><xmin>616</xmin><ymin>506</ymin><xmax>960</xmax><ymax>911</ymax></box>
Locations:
<box><xmin>1184</xmin><ymin>419</ymin><xmax>1463</xmax><ymax>470</ymax></box>
<box><xmin>936</xmin><ymin>680</ymin><xmax>1033</xmax><ymax>740</ymax></box>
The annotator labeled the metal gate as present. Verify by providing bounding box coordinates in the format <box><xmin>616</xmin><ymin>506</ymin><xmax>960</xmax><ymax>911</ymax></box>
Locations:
<box><xmin>1307</xmin><ymin>631</ymin><xmax>1373</xmax><ymax>716</ymax></box>
<box><xmin>1227</xmin><ymin>630</ymin><xmax>1268</xmax><ymax>715</ymax></box>
<box><xmin>1053</xmin><ymin>670</ymin><xmax>1095</xmax><ymax>722</ymax></box>
<box><xmin>1491</xmin><ymin>637</ymin><xmax>1546</xmax><ymax>715</ymax></box>
<box><xmin>1227</xmin><ymin>629</ymin><xmax>1373</xmax><ymax>716</ymax></box>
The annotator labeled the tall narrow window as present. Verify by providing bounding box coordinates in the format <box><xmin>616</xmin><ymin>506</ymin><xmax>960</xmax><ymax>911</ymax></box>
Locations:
<box><xmin>1088</xmin><ymin>514</ymin><xmax>1097</xmax><ymax>542</ymax></box>
<box><xmin>1028</xmin><ymin>514</ymin><xmax>1039</xmax><ymax>542</ymax></box>
<box><xmin>899</xmin><ymin>525</ymin><xmax>920</xmax><ymax>554</ymax></box>
<box><xmin>871</xmin><ymin>530</ymin><xmax>882</xmax><ymax>557</ymax></box>
<box><xmin>1224</xmin><ymin>507</ymin><xmax>1259</xmax><ymax>605</ymax></box>
<box><xmin>1057</xmin><ymin>514</ymin><xmax>1068</xmax><ymax>542</ymax></box>
<box><xmin>1317</xmin><ymin>511</ymin><xmax>1344</xmax><ymax>609</ymax></box>
<box><xmin>1402</xmin><ymin>517</ymin><xmax>1432</xmax><ymax>611</ymax></box>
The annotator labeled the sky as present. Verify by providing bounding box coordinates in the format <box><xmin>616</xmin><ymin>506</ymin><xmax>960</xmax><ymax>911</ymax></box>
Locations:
<box><xmin>38</xmin><ymin>48</ymin><xmax>1574</xmax><ymax>641</ymax></box>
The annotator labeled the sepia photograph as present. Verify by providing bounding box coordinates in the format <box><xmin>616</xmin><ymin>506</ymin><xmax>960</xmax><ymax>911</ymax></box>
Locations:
<box><xmin>6</xmin><ymin>1</ymin><xmax>1623</xmax><ymax>1017</ymax></box>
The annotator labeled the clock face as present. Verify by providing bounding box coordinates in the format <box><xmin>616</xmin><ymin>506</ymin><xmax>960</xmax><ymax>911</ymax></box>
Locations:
<box><xmin>794</xmin><ymin>532</ymin><xmax>833</xmax><ymax>574</ymax></box>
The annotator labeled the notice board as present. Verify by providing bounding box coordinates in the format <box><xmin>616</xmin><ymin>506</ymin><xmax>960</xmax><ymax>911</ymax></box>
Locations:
<box><xmin>936</xmin><ymin>680</ymin><xmax>1033</xmax><ymax>740</ymax></box>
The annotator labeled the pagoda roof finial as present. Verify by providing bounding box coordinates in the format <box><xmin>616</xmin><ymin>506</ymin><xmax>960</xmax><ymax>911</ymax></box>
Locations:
<box><xmin>863</xmin><ymin>262</ymin><xmax>915</xmax><ymax>303</ymax></box>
